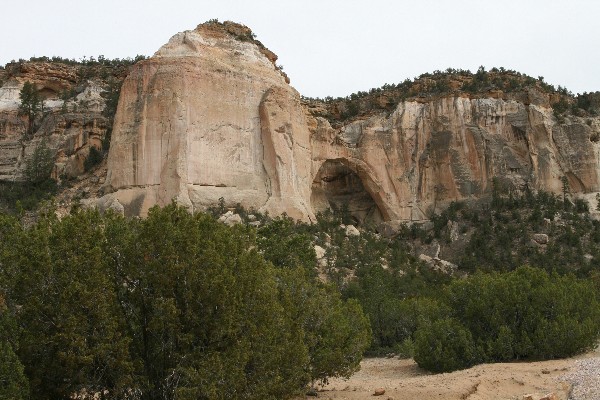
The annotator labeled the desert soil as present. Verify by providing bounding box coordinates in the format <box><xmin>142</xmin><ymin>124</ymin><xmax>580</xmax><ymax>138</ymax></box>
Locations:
<box><xmin>300</xmin><ymin>348</ymin><xmax>600</xmax><ymax>400</ymax></box>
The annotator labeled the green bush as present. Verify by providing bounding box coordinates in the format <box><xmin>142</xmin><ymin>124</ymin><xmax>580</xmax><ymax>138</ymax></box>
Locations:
<box><xmin>257</xmin><ymin>215</ymin><xmax>316</xmax><ymax>272</ymax></box>
<box><xmin>414</xmin><ymin>318</ymin><xmax>479</xmax><ymax>373</ymax></box>
<box><xmin>414</xmin><ymin>266</ymin><xmax>600</xmax><ymax>372</ymax></box>
<box><xmin>110</xmin><ymin>206</ymin><xmax>310</xmax><ymax>399</ymax></box>
<box><xmin>11</xmin><ymin>210</ymin><xmax>134</xmax><ymax>399</ymax></box>
<box><xmin>277</xmin><ymin>269</ymin><xmax>370</xmax><ymax>384</ymax></box>
<box><xmin>0</xmin><ymin>205</ymin><xmax>371</xmax><ymax>399</ymax></box>
<box><xmin>18</xmin><ymin>81</ymin><xmax>41</xmax><ymax>136</ymax></box>
<box><xmin>24</xmin><ymin>140</ymin><xmax>54</xmax><ymax>184</ymax></box>
<box><xmin>451</xmin><ymin>267</ymin><xmax>599</xmax><ymax>360</ymax></box>
<box><xmin>0</xmin><ymin>180</ymin><xmax>57</xmax><ymax>211</ymax></box>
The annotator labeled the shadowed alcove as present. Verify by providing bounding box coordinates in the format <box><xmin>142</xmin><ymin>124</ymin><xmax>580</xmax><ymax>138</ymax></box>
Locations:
<box><xmin>311</xmin><ymin>159</ymin><xmax>384</xmax><ymax>226</ymax></box>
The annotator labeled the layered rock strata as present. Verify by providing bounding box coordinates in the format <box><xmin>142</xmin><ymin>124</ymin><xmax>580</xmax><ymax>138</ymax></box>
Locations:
<box><xmin>0</xmin><ymin>61</ymin><xmax>109</xmax><ymax>181</ymax></box>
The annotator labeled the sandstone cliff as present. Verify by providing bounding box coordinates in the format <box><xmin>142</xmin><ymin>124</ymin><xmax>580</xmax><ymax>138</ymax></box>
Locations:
<box><xmin>98</xmin><ymin>21</ymin><xmax>600</xmax><ymax>224</ymax></box>
<box><xmin>309</xmin><ymin>96</ymin><xmax>600</xmax><ymax>222</ymax></box>
<box><xmin>0</xmin><ymin>61</ymin><xmax>123</xmax><ymax>183</ymax></box>
<box><xmin>101</xmin><ymin>21</ymin><xmax>313</xmax><ymax>219</ymax></box>
<box><xmin>3</xmin><ymin>22</ymin><xmax>600</xmax><ymax>224</ymax></box>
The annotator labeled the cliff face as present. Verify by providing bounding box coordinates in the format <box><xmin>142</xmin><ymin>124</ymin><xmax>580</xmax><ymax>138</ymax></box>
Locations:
<box><xmin>102</xmin><ymin>22</ymin><xmax>313</xmax><ymax>219</ymax></box>
<box><xmin>0</xmin><ymin>62</ymin><xmax>114</xmax><ymax>182</ymax></box>
<box><xmin>98</xmin><ymin>21</ymin><xmax>600</xmax><ymax>222</ymax></box>
<box><xmin>310</xmin><ymin>97</ymin><xmax>600</xmax><ymax>222</ymax></box>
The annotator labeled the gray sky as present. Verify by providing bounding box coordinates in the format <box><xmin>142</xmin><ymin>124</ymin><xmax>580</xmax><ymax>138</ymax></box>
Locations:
<box><xmin>2</xmin><ymin>0</ymin><xmax>599</xmax><ymax>98</ymax></box>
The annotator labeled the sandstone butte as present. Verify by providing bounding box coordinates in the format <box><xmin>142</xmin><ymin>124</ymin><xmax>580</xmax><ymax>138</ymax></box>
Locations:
<box><xmin>3</xmin><ymin>21</ymin><xmax>600</xmax><ymax>225</ymax></box>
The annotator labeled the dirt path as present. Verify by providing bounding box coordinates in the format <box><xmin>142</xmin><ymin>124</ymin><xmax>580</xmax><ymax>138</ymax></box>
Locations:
<box><xmin>300</xmin><ymin>349</ymin><xmax>599</xmax><ymax>400</ymax></box>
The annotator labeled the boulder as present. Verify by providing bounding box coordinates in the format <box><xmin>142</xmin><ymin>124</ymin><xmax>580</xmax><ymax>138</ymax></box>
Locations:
<box><xmin>532</xmin><ymin>233</ymin><xmax>549</xmax><ymax>245</ymax></box>
<box><xmin>345</xmin><ymin>224</ymin><xmax>360</xmax><ymax>236</ymax></box>
<box><xmin>377</xmin><ymin>220</ymin><xmax>404</xmax><ymax>238</ymax></box>
<box><xmin>219</xmin><ymin>212</ymin><xmax>242</xmax><ymax>226</ymax></box>
<box><xmin>314</xmin><ymin>245</ymin><xmax>326</xmax><ymax>259</ymax></box>
<box><xmin>419</xmin><ymin>254</ymin><xmax>433</xmax><ymax>264</ymax></box>
<box><xmin>419</xmin><ymin>253</ymin><xmax>457</xmax><ymax>274</ymax></box>
<box><xmin>314</xmin><ymin>244</ymin><xmax>327</xmax><ymax>267</ymax></box>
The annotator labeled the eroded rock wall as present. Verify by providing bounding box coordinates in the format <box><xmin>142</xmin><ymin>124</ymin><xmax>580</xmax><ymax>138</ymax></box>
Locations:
<box><xmin>0</xmin><ymin>62</ymin><xmax>111</xmax><ymax>182</ymax></box>
<box><xmin>309</xmin><ymin>97</ymin><xmax>600</xmax><ymax>221</ymax></box>
<box><xmin>97</xmin><ymin>21</ymin><xmax>600</xmax><ymax>222</ymax></box>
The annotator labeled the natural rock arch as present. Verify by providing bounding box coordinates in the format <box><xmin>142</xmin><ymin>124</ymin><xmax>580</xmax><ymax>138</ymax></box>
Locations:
<box><xmin>311</xmin><ymin>158</ymin><xmax>391</xmax><ymax>225</ymax></box>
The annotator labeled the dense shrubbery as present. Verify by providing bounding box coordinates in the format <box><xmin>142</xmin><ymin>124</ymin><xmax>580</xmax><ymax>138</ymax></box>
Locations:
<box><xmin>0</xmin><ymin>205</ymin><xmax>370</xmax><ymax>399</ymax></box>
<box><xmin>414</xmin><ymin>267</ymin><xmax>600</xmax><ymax>372</ymax></box>
<box><xmin>252</xmin><ymin>196</ymin><xmax>600</xmax><ymax>371</ymax></box>
<box><xmin>0</xmin><ymin>179</ymin><xmax>57</xmax><ymax>211</ymax></box>
<box><xmin>256</xmin><ymin>216</ymin><xmax>317</xmax><ymax>272</ymax></box>
<box><xmin>414</xmin><ymin>318</ymin><xmax>479</xmax><ymax>373</ymax></box>
<box><xmin>7</xmin><ymin>54</ymin><xmax>146</xmax><ymax>68</ymax></box>
<box><xmin>2</xmin><ymin>187</ymin><xmax>600</xmax><ymax>392</ymax></box>
<box><xmin>0</xmin><ymin>294</ymin><xmax>29</xmax><ymax>399</ymax></box>
<box><xmin>442</xmin><ymin>189</ymin><xmax>600</xmax><ymax>275</ymax></box>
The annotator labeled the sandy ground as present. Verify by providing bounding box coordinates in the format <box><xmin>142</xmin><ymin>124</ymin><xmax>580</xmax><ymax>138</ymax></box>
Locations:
<box><xmin>299</xmin><ymin>348</ymin><xmax>600</xmax><ymax>400</ymax></box>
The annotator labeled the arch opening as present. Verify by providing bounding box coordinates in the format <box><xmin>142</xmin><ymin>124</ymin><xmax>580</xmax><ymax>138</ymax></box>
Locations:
<box><xmin>38</xmin><ymin>87</ymin><xmax>58</xmax><ymax>100</ymax></box>
<box><xmin>311</xmin><ymin>159</ymin><xmax>384</xmax><ymax>226</ymax></box>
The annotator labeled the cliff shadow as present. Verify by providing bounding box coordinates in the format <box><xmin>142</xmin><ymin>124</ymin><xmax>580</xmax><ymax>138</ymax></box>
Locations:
<box><xmin>311</xmin><ymin>158</ymin><xmax>384</xmax><ymax>226</ymax></box>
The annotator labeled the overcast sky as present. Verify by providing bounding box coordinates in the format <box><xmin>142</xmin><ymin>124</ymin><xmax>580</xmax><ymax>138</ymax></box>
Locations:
<box><xmin>2</xmin><ymin>0</ymin><xmax>599</xmax><ymax>98</ymax></box>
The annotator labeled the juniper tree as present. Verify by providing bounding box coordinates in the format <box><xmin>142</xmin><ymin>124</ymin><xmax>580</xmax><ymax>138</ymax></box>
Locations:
<box><xmin>23</xmin><ymin>139</ymin><xmax>54</xmax><ymax>184</ymax></box>
<box><xmin>18</xmin><ymin>81</ymin><xmax>41</xmax><ymax>136</ymax></box>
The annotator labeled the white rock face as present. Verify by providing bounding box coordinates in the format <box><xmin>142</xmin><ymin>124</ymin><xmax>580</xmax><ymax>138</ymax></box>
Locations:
<box><xmin>309</xmin><ymin>96</ymin><xmax>600</xmax><ymax>222</ymax></box>
<box><xmin>75</xmin><ymin>83</ymin><xmax>106</xmax><ymax>113</ymax></box>
<box><xmin>0</xmin><ymin>79</ymin><xmax>21</xmax><ymax>111</ymax></box>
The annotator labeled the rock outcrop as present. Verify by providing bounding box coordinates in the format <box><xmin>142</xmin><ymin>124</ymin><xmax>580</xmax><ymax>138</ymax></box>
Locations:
<box><xmin>0</xmin><ymin>62</ymin><xmax>114</xmax><ymax>182</ymax></box>
<box><xmin>102</xmin><ymin>21</ymin><xmax>313</xmax><ymax>219</ymax></box>
<box><xmin>309</xmin><ymin>97</ymin><xmax>600</xmax><ymax>222</ymax></box>
<box><xmin>4</xmin><ymin>22</ymin><xmax>600</xmax><ymax>223</ymax></box>
<box><xmin>99</xmin><ymin>21</ymin><xmax>600</xmax><ymax>221</ymax></box>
